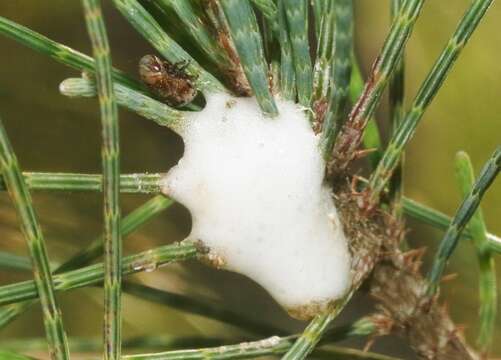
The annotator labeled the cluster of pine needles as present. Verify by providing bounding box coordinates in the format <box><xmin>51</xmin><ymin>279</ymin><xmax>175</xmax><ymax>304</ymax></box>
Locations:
<box><xmin>0</xmin><ymin>0</ymin><xmax>499</xmax><ymax>359</ymax></box>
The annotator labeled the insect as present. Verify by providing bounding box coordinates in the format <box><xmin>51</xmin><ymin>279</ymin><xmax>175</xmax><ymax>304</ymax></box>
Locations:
<box><xmin>139</xmin><ymin>54</ymin><xmax>198</xmax><ymax>107</ymax></box>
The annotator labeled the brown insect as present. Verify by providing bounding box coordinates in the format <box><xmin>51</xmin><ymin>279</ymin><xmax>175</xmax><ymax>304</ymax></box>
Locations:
<box><xmin>139</xmin><ymin>54</ymin><xmax>198</xmax><ymax>107</ymax></box>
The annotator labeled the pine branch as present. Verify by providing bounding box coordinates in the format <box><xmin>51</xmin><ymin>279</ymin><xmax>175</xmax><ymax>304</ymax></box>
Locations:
<box><xmin>365</xmin><ymin>0</ymin><xmax>494</xmax><ymax>210</ymax></box>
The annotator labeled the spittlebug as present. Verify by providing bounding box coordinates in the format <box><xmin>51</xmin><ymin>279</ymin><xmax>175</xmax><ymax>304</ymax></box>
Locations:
<box><xmin>139</xmin><ymin>54</ymin><xmax>197</xmax><ymax>107</ymax></box>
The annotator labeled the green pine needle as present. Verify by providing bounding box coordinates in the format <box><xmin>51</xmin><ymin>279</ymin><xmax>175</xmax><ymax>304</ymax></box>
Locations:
<box><xmin>388</xmin><ymin>0</ymin><xmax>406</xmax><ymax>217</ymax></box>
<box><xmin>352</xmin><ymin>58</ymin><xmax>382</xmax><ymax>169</ymax></box>
<box><xmin>280</xmin><ymin>299</ymin><xmax>349</xmax><ymax>360</ymax></box>
<box><xmin>427</xmin><ymin>146</ymin><xmax>500</xmax><ymax>296</ymax></box>
<box><xmin>454</xmin><ymin>151</ymin><xmax>497</xmax><ymax>353</ymax></box>
<box><xmin>0</xmin><ymin>242</ymin><xmax>199</xmax><ymax>307</ymax></box>
<box><xmin>112</xmin><ymin>0</ymin><xmax>224</xmax><ymax>93</ymax></box>
<box><xmin>221</xmin><ymin>0</ymin><xmax>278</xmax><ymax>116</ymax></box>
<box><xmin>0</xmin><ymin>172</ymin><xmax>162</xmax><ymax>194</ymax></box>
<box><xmin>0</xmin><ymin>196</ymin><xmax>173</xmax><ymax>329</ymax></box>
<box><xmin>60</xmin><ymin>77</ymin><xmax>184</xmax><ymax>130</ymax></box>
<box><xmin>0</xmin><ymin>116</ymin><xmax>70</xmax><ymax>359</ymax></box>
<box><xmin>0</xmin><ymin>251</ymin><xmax>32</xmax><ymax>272</ymax></box>
<box><xmin>282</xmin><ymin>0</ymin><xmax>312</xmax><ymax>106</ymax></box>
<box><xmin>319</xmin><ymin>0</ymin><xmax>353</xmax><ymax>158</ymax></box>
<box><xmin>331</xmin><ymin>0</ymin><xmax>424</xmax><ymax>171</ymax></box>
<box><xmin>0</xmin><ymin>350</ymin><xmax>36</xmax><ymax>360</ymax></box>
<box><xmin>251</xmin><ymin>0</ymin><xmax>277</xmax><ymax>20</ymax></box>
<box><xmin>311</xmin><ymin>0</ymin><xmax>336</xmax><ymax>122</ymax></box>
<box><xmin>122</xmin><ymin>334</ymin><xmax>397</xmax><ymax>360</ymax></box>
<box><xmin>81</xmin><ymin>1</ymin><xmax>122</xmax><ymax>357</ymax></box>
<box><xmin>277</xmin><ymin>0</ymin><xmax>296</xmax><ymax>100</ymax></box>
<box><xmin>155</xmin><ymin>0</ymin><xmax>231</xmax><ymax>69</ymax></box>
<box><xmin>0</xmin><ymin>15</ymin><xmax>142</xmax><ymax>92</ymax></box>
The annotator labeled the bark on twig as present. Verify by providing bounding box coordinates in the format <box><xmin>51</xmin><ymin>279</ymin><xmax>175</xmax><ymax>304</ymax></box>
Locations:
<box><xmin>370</xmin><ymin>252</ymin><xmax>478</xmax><ymax>359</ymax></box>
<box><xmin>335</xmin><ymin>183</ymin><xmax>479</xmax><ymax>360</ymax></box>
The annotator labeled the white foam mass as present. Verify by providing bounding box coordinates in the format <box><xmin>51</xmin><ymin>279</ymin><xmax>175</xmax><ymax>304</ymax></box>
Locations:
<box><xmin>161</xmin><ymin>93</ymin><xmax>351</xmax><ymax>317</ymax></box>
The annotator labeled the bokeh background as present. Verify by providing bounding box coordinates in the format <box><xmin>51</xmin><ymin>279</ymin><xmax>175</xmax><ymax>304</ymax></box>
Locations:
<box><xmin>0</xmin><ymin>1</ymin><xmax>499</xmax><ymax>359</ymax></box>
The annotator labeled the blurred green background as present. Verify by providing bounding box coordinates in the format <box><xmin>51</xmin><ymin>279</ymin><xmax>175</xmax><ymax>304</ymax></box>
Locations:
<box><xmin>0</xmin><ymin>1</ymin><xmax>499</xmax><ymax>359</ymax></box>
